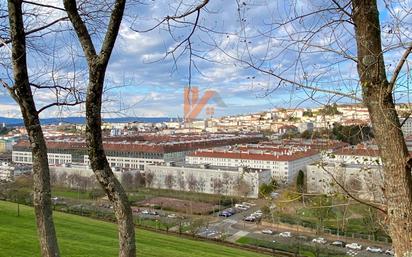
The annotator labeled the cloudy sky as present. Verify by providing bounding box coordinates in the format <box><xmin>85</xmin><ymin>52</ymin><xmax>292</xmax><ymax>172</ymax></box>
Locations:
<box><xmin>1</xmin><ymin>0</ymin><xmax>411</xmax><ymax>119</ymax></box>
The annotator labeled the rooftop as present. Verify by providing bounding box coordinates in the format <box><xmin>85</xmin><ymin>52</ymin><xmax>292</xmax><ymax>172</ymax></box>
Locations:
<box><xmin>13</xmin><ymin>133</ymin><xmax>265</xmax><ymax>153</ymax></box>
<box><xmin>149</xmin><ymin>162</ymin><xmax>270</xmax><ymax>173</ymax></box>
<box><xmin>189</xmin><ymin>148</ymin><xmax>319</xmax><ymax>162</ymax></box>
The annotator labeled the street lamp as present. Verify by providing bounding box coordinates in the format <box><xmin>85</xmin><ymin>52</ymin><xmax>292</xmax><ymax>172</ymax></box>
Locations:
<box><xmin>272</xmin><ymin>240</ymin><xmax>276</xmax><ymax>256</ymax></box>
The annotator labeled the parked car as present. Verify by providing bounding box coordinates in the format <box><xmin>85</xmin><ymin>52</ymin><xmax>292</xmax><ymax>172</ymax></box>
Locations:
<box><xmin>366</xmin><ymin>246</ymin><xmax>383</xmax><ymax>253</ymax></box>
<box><xmin>219</xmin><ymin>212</ymin><xmax>232</xmax><ymax>217</ymax></box>
<box><xmin>141</xmin><ymin>209</ymin><xmax>149</xmax><ymax>214</ymax></box>
<box><xmin>226</xmin><ymin>208</ymin><xmax>237</xmax><ymax>214</ymax></box>
<box><xmin>330</xmin><ymin>241</ymin><xmax>346</xmax><ymax>247</ymax></box>
<box><xmin>270</xmin><ymin>192</ymin><xmax>279</xmax><ymax>198</ymax></box>
<box><xmin>312</xmin><ymin>237</ymin><xmax>327</xmax><ymax>244</ymax></box>
<box><xmin>250</xmin><ymin>213</ymin><xmax>262</xmax><ymax>219</ymax></box>
<box><xmin>242</xmin><ymin>201</ymin><xmax>256</xmax><ymax>207</ymax></box>
<box><xmin>346</xmin><ymin>243</ymin><xmax>362</xmax><ymax>250</ymax></box>
<box><xmin>279</xmin><ymin>231</ymin><xmax>292</xmax><ymax>238</ymax></box>
<box><xmin>385</xmin><ymin>249</ymin><xmax>394</xmax><ymax>255</ymax></box>
<box><xmin>235</xmin><ymin>204</ymin><xmax>249</xmax><ymax>210</ymax></box>
<box><xmin>149</xmin><ymin>211</ymin><xmax>159</xmax><ymax>216</ymax></box>
<box><xmin>261</xmin><ymin>229</ymin><xmax>274</xmax><ymax>235</ymax></box>
<box><xmin>244</xmin><ymin>216</ymin><xmax>256</xmax><ymax>222</ymax></box>
<box><xmin>167</xmin><ymin>213</ymin><xmax>177</xmax><ymax>218</ymax></box>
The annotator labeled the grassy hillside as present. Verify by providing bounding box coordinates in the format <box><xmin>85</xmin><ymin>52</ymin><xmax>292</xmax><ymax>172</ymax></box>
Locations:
<box><xmin>0</xmin><ymin>201</ymin><xmax>266</xmax><ymax>257</ymax></box>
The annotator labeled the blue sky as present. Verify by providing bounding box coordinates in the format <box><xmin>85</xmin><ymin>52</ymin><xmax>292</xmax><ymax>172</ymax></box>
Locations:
<box><xmin>0</xmin><ymin>0</ymin><xmax>411</xmax><ymax>119</ymax></box>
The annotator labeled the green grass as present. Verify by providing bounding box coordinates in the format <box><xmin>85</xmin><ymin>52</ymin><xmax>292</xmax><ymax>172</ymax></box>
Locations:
<box><xmin>52</xmin><ymin>187</ymin><xmax>91</xmax><ymax>200</ymax></box>
<box><xmin>0</xmin><ymin>201</ymin><xmax>268</xmax><ymax>257</ymax></box>
<box><xmin>127</xmin><ymin>188</ymin><xmax>238</xmax><ymax>206</ymax></box>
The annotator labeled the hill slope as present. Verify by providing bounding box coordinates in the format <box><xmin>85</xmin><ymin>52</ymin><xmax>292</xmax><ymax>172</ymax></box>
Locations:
<box><xmin>0</xmin><ymin>201</ymin><xmax>266</xmax><ymax>257</ymax></box>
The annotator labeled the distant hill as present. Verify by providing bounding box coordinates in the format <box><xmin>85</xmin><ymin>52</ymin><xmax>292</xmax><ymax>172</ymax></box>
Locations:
<box><xmin>0</xmin><ymin>116</ymin><xmax>178</xmax><ymax>126</ymax></box>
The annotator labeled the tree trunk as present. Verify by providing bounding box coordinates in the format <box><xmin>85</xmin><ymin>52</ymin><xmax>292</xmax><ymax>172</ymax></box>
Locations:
<box><xmin>7</xmin><ymin>1</ymin><xmax>60</xmax><ymax>256</ymax></box>
<box><xmin>352</xmin><ymin>1</ymin><xmax>412</xmax><ymax>255</ymax></box>
<box><xmin>85</xmin><ymin>67</ymin><xmax>136</xmax><ymax>257</ymax></box>
<box><xmin>63</xmin><ymin>1</ymin><xmax>136</xmax><ymax>256</ymax></box>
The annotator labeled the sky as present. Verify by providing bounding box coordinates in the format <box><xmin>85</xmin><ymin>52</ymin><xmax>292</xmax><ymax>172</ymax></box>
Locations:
<box><xmin>0</xmin><ymin>0</ymin><xmax>411</xmax><ymax>119</ymax></box>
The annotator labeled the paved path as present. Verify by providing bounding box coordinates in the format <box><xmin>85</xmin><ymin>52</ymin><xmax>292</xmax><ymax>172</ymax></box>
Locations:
<box><xmin>227</xmin><ymin>230</ymin><xmax>249</xmax><ymax>242</ymax></box>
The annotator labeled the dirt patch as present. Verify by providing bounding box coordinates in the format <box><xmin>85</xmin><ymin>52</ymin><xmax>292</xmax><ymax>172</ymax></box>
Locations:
<box><xmin>136</xmin><ymin>196</ymin><xmax>218</xmax><ymax>215</ymax></box>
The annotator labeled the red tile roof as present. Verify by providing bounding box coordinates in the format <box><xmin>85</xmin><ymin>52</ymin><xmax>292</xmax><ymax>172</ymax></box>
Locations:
<box><xmin>14</xmin><ymin>134</ymin><xmax>264</xmax><ymax>153</ymax></box>
<box><xmin>189</xmin><ymin>149</ymin><xmax>319</xmax><ymax>161</ymax></box>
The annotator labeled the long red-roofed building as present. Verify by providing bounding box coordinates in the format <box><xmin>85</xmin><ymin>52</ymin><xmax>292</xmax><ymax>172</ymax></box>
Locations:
<box><xmin>185</xmin><ymin>140</ymin><xmax>346</xmax><ymax>183</ymax></box>
<box><xmin>12</xmin><ymin>133</ymin><xmax>264</xmax><ymax>170</ymax></box>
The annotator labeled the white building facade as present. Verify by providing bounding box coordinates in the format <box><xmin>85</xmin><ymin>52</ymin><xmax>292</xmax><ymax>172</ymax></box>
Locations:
<box><xmin>144</xmin><ymin>164</ymin><xmax>272</xmax><ymax>198</ymax></box>
<box><xmin>186</xmin><ymin>148</ymin><xmax>320</xmax><ymax>184</ymax></box>
<box><xmin>307</xmin><ymin>148</ymin><xmax>384</xmax><ymax>202</ymax></box>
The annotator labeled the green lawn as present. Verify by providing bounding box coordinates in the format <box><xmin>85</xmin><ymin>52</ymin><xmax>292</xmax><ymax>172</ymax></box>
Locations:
<box><xmin>52</xmin><ymin>187</ymin><xmax>92</xmax><ymax>200</ymax></box>
<box><xmin>0</xmin><ymin>201</ymin><xmax>268</xmax><ymax>257</ymax></box>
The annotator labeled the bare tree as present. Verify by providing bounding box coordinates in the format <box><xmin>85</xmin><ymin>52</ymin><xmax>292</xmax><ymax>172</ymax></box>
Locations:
<box><xmin>67</xmin><ymin>173</ymin><xmax>80</xmax><ymax>189</ymax></box>
<box><xmin>211</xmin><ymin>177</ymin><xmax>224</xmax><ymax>195</ymax></box>
<box><xmin>221</xmin><ymin>173</ymin><xmax>231</xmax><ymax>195</ymax></box>
<box><xmin>63</xmin><ymin>1</ymin><xmax>135</xmax><ymax>256</ymax></box>
<box><xmin>177</xmin><ymin>173</ymin><xmax>186</xmax><ymax>191</ymax></box>
<box><xmin>197</xmin><ymin>177</ymin><xmax>206</xmax><ymax>192</ymax></box>
<box><xmin>234</xmin><ymin>177</ymin><xmax>251</xmax><ymax>198</ymax></box>
<box><xmin>50</xmin><ymin>171</ymin><xmax>58</xmax><ymax>186</ymax></box>
<box><xmin>352</xmin><ymin>3</ymin><xmax>412</xmax><ymax>253</ymax></box>
<box><xmin>4</xmin><ymin>1</ymin><xmax>60</xmax><ymax>256</ymax></box>
<box><xmin>187</xmin><ymin>173</ymin><xmax>198</xmax><ymax>192</ymax></box>
<box><xmin>164</xmin><ymin>173</ymin><xmax>175</xmax><ymax>190</ymax></box>
<box><xmin>212</xmin><ymin>1</ymin><xmax>412</xmax><ymax>254</ymax></box>
<box><xmin>121</xmin><ymin>171</ymin><xmax>134</xmax><ymax>191</ymax></box>
<box><xmin>145</xmin><ymin>171</ymin><xmax>155</xmax><ymax>188</ymax></box>
<box><xmin>133</xmin><ymin>171</ymin><xmax>145</xmax><ymax>188</ymax></box>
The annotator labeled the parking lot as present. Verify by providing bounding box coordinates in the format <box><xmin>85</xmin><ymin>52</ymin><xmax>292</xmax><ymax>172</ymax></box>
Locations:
<box><xmin>249</xmin><ymin>228</ymin><xmax>393</xmax><ymax>257</ymax></box>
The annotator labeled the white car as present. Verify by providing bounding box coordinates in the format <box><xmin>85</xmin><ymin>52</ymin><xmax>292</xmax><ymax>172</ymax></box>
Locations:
<box><xmin>279</xmin><ymin>231</ymin><xmax>292</xmax><ymax>237</ymax></box>
<box><xmin>141</xmin><ymin>209</ymin><xmax>149</xmax><ymax>214</ymax></box>
<box><xmin>366</xmin><ymin>246</ymin><xmax>383</xmax><ymax>253</ymax></box>
<box><xmin>270</xmin><ymin>192</ymin><xmax>280</xmax><ymax>198</ymax></box>
<box><xmin>346</xmin><ymin>242</ymin><xmax>362</xmax><ymax>250</ymax></box>
<box><xmin>244</xmin><ymin>216</ymin><xmax>256</xmax><ymax>222</ymax></box>
<box><xmin>251</xmin><ymin>213</ymin><xmax>262</xmax><ymax>218</ymax></box>
<box><xmin>235</xmin><ymin>204</ymin><xmax>249</xmax><ymax>210</ymax></box>
<box><xmin>262</xmin><ymin>229</ymin><xmax>274</xmax><ymax>235</ymax></box>
<box><xmin>312</xmin><ymin>237</ymin><xmax>327</xmax><ymax>244</ymax></box>
<box><xmin>385</xmin><ymin>249</ymin><xmax>394</xmax><ymax>255</ymax></box>
<box><xmin>167</xmin><ymin>213</ymin><xmax>177</xmax><ymax>218</ymax></box>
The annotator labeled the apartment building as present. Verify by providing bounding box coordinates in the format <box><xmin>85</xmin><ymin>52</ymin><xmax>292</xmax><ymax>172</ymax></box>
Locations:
<box><xmin>307</xmin><ymin>147</ymin><xmax>384</xmax><ymax>202</ymax></box>
<box><xmin>186</xmin><ymin>142</ymin><xmax>337</xmax><ymax>184</ymax></box>
<box><xmin>145</xmin><ymin>163</ymin><xmax>271</xmax><ymax>198</ymax></box>
<box><xmin>0</xmin><ymin>162</ymin><xmax>14</xmax><ymax>181</ymax></box>
<box><xmin>12</xmin><ymin>133</ymin><xmax>264</xmax><ymax>170</ymax></box>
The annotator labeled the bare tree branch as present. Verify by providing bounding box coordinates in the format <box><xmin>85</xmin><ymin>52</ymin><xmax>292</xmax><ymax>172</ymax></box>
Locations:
<box><xmin>23</xmin><ymin>1</ymin><xmax>66</xmax><ymax>12</ymax></box>
<box><xmin>319</xmin><ymin>163</ymin><xmax>387</xmax><ymax>214</ymax></box>
<box><xmin>63</xmin><ymin>0</ymin><xmax>97</xmax><ymax>62</ymax></box>
<box><xmin>37</xmin><ymin>99</ymin><xmax>85</xmax><ymax>114</ymax></box>
<box><xmin>388</xmin><ymin>43</ymin><xmax>412</xmax><ymax>93</ymax></box>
